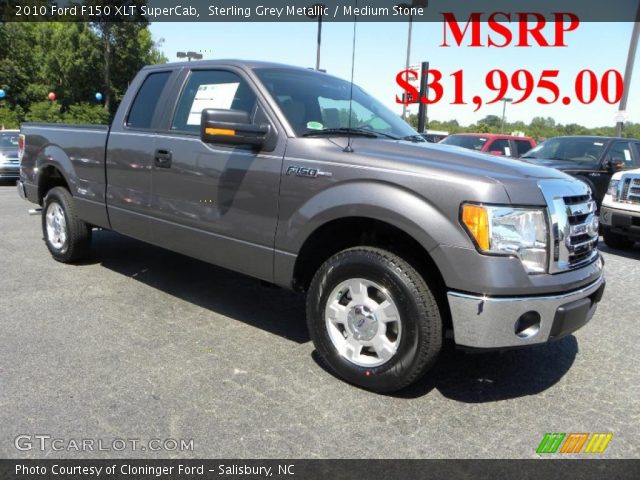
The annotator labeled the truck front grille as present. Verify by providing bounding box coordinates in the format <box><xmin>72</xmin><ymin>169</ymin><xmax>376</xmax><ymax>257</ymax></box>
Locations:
<box><xmin>539</xmin><ymin>180</ymin><xmax>599</xmax><ymax>273</ymax></box>
<box><xmin>619</xmin><ymin>175</ymin><xmax>640</xmax><ymax>204</ymax></box>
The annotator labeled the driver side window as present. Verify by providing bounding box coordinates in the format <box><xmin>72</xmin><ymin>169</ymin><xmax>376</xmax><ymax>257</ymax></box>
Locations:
<box><xmin>609</xmin><ymin>141</ymin><xmax>635</xmax><ymax>167</ymax></box>
<box><xmin>171</xmin><ymin>70</ymin><xmax>257</xmax><ymax>135</ymax></box>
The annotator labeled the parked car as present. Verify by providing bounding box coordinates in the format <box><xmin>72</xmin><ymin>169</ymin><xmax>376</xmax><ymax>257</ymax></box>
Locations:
<box><xmin>0</xmin><ymin>129</ymin><xmax>20</xmax><ymax>181</ymax></box>
<box><xmin>17</xmin><ymin>60</ymin><xmax>605</xmax><ymax>392</ymax></box>
<box><xmin>420</xmin><ymin>130</ymin><xmax>448</xmax><ymax>143</ymax></box>
<box><xmin>439</xmin><ymin>133</ymin><xmax>536</xmax><ymax>158</ymax></box>
<box><xmin>600</xmin><ymin>168</ymin><xmax>640</xmax><ymax>249</ymax></box>
<box><xmin>520</xmin><ymin>136</ymin><xmax>640</xmax><ymax>208</ymax></box>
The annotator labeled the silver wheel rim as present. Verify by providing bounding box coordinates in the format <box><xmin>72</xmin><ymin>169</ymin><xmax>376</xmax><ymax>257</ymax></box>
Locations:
<box><xmin>45</xmin><ymin>202</ymin><xmax>67</xmax><ymax>252</ymax></box>
<box><xmin>325</xmin><ymin>278</ymin><xmax>402</xmax><ymax>367</ymax></box>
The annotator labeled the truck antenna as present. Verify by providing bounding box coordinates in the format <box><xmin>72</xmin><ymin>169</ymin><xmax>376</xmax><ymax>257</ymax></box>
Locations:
<box><xmin>343</xmin><ymin>0</ymin><xmax>358</xmax><ymax>153</ymax></box>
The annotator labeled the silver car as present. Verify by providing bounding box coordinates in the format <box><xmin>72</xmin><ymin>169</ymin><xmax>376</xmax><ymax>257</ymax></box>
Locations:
<box><xmin>0</xmin><ymin>130</ymin><xmax>20</xmax><ymax>181</ymax></box>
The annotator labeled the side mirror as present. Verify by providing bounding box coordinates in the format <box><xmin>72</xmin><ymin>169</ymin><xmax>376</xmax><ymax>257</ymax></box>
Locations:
<box><xmin>607</xmin><ymin>159</ymin><xmax>625</xmax><ymax>172</ymax></box>
<box><xmin>489</xmin><ymin>150</ymin><xmax>504</xmax><ymax>156</ymax></box>
<box><xmin>200</xmin><ymin>109</ymin><xmax>269</xmax><ymax>148</ymax></box>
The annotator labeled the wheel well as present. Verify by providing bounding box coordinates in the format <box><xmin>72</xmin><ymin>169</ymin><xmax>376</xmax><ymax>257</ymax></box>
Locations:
<box><xmin>292</xmin><ymin>217</ymin><xmax>450</xmax><ymax>328</ymax></box>
<box><xmin>38</xmin><ymin>166</ymin><xmax>69</xmax><ymax>204</ymax></box>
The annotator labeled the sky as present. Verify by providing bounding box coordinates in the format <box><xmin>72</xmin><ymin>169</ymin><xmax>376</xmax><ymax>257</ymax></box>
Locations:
<box><xmin>150</xmin><ymin>21</ymin><xmax>639</xmax><ymax>129</ymax></box>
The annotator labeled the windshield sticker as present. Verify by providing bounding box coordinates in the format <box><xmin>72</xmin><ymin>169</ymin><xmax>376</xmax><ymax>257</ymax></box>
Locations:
<box><xmin>307</xmin><ymin>121</ymin><xmax>324</xmax><ymax>130</ymax></box>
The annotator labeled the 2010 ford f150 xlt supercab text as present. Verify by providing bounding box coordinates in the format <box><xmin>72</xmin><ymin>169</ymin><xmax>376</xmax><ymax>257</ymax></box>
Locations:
<box><xmin>17</xmin><ymin>60</ymin><xmax>605</xmax><ymax>392</ymax></box>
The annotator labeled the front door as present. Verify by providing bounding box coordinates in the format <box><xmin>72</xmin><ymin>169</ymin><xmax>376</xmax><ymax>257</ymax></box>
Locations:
<box><xmin>149</xmin><ymin>68</ymin><xmax>285</xmax><ymax>282</ymax></box>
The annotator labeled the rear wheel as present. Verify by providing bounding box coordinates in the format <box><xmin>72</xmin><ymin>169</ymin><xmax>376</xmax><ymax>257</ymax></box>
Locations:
<box><xmin>306</xmin><ymin>247</ymin><xmax>442</xmax><ymax>393</ymax></box>
<box><xmin>42</xmin><ymin>187</ymin><xmax>91</xmax><ymax>262</ymax></box>
<box><xmin>603</xmin><ymin>228</ymin><xmax>634</xmax><ymax>250</ymax></box>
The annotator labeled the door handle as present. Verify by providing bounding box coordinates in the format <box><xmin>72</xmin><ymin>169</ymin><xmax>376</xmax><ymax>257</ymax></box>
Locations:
<box><xmin>154</xmin><ymin>149</ymin><xmax>172</xmax><ymax>168</ymax></box>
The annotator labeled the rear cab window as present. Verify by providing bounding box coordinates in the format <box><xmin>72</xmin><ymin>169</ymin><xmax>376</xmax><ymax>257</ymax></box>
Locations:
<box><xmin>126</xmin><ymin>71</ymin><xmax>172</xmax><ymax>129</ymax></box>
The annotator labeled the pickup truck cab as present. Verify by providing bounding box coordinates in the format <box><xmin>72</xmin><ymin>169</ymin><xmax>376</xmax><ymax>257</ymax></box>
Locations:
<box><xmin>521</xmin><ymin>136</ymin><xmax>640</xmax><ymax>208</ymax></box>
<box><xmin>17</xmin><ymin>60</ymin><xmax>605</xmax><ymax>392</ymax></box>
<box><xmin>439</xmin><ymin>133</ymin><xmax>536</xmax><ymax>158</ymax></box>
<box><xmin>600</xmin><ymin>168</ymin><xmax>640</xmax><ymax>249</ymax></box>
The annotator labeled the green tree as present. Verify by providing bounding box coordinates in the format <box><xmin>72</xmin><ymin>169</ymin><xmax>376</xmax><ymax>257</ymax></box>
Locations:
<box><xmin>62</xmin><ymin>103</ymin><xmax>111</xmax><ymax>124</ymax></box>
<box><xmin>0</xmin><ymin>105</ymin><xmax>24</xmax><ymax>129</ymax></box>
<box><xmin>26</xmin><ymin>101</ymin><xmax>62</xmax><ymax>123</ymax></box>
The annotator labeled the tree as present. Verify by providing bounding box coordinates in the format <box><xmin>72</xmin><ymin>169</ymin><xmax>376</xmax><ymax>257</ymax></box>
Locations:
<box><xmin>63</xmin><ymin>103</ymin><xmax>111</xmax><ymax>124</ymax></box>
<box><xmin>26</xmin><ymin>101</ymin><xmax>62</xmax><ymax>123</ymax></box>
<box><xmin>0</xmin><ymin>15</ymin><xmax>166</xmax><ymax>121</ymax></box>
<box><xmin>0</xmin><ymin>105</ymin><xmax>24</xmax><ymax>129</ymax></box>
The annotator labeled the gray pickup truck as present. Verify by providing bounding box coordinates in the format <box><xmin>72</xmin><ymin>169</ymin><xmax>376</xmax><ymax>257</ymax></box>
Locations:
<box><xmin>17</xmin><ymin>60</ymin><xmax>605</xmax><ymax>392</ymax></box>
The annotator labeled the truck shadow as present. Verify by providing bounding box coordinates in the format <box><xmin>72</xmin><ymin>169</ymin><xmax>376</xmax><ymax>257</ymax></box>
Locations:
<box><xmin>90</xmin><ymin>230</ymin><xmax>309</xmax><ymax>344</ymax></box>
<box><xmin>91</xmin><ymin>230</ymin><xmax>578</xmax><ymax>401</ymax></box>
<box><xmin>395</xmin><ymin>336</ymin><xmax>578</xmax><ymax>401</ymax></box>
<box><xmin>598</xmin><ymin>242</ymin><xmax>640</xmax><ymax>260</ymax></box>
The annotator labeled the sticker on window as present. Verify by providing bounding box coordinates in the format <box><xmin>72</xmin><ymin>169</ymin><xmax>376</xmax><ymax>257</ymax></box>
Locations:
<box><xmin>187</xmin><ymin>83</ymin><xmax>240</xmax><ymax>125</ymax></box>
<box><xmin>307</xmin><ymin>121</ymin><xmax>323</xmax><ymax>130</ymax></box>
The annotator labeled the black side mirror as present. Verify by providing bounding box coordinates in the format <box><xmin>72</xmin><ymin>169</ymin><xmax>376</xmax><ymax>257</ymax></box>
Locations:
<box><xmin>607</xmin><ymin>159</ymin><xmax>625</xmax><ymax>172</ymax></box>
<box><xmin>200</xmin><ymin>109</ymin><xmax>269</xmax><ymax>148</ymax></box>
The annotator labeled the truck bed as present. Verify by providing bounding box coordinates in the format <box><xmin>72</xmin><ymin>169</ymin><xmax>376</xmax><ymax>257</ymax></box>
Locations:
<box><xmin>19</xmin><ymin>123</ymin><xmax>111</xmax><ymax>229</ymax></box>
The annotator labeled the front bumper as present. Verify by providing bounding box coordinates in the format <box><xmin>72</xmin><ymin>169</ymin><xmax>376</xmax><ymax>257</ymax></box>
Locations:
<box><xmin>447</xmin><ymin>273</ymin><xmax>605</xmax><ymax>349</ymax></box>
<box><xmin>0</xmin><ymin>165</ymin><xmax>19</xmax><ymax>179</ymax></box>
<box><xmin>600</xmin><ymin>205</ymin><xmax>640</xmax><ymax>240</ymax></box>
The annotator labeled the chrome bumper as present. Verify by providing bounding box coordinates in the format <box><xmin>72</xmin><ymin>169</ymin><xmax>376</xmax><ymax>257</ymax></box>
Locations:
<box><xmin>447</xmin><ymin>273</ymin><xmax>605</xmax><ymax>349</ymax></box>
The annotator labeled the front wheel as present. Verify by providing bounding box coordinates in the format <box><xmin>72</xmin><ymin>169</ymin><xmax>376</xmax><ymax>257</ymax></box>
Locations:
<box><xmin>306</xmin><ymin>247</ymin><xmax>442</xmax><ymax>393</ymax></box>
<box><xmin>42</xmin><ymin>187</ymin><xmax>92</xmax><ymax>263</ymax></box>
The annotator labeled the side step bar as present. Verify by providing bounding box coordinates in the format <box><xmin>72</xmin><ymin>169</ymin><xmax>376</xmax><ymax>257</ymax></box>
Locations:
<box><xmin>28</xmin><ymin>208</ymin><xmax>42</xmax><ymax>216</ymax></box>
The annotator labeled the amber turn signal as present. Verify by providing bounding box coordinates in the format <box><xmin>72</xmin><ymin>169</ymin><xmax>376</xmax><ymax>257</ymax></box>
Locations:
<box><xmin>461</xmin><ymin>204</ymin><xmax>490</xmax><ymax>251</ymax></box>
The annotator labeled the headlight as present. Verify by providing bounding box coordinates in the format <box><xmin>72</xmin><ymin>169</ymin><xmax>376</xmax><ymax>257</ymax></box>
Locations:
<box><xmin>607</xmin><ymin>179</ymin><xmax>620</xmax><ymax>201</ymax></box>
<box><xmin>461</xmin><ymin>203</ymin><xmax>548</xmax><ymax>274</ymax></box>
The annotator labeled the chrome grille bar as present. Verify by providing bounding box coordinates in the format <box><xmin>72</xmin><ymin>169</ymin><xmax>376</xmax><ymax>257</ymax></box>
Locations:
<box><xmin>538</xmin><ymin>179</ymin><xmax>599</xmax><ymax>273</ymax></box>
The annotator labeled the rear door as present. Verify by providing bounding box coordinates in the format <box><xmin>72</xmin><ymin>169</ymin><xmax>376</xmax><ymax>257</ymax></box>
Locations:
<box><xmin>106</xmin><ymin>69</ymin><xmax>177</xmax><ymax>242</ymax></box>
<box><xmin>149</xmin><ymin>66</ymin><xmax>286</xmax><ymax>281</ymax></box>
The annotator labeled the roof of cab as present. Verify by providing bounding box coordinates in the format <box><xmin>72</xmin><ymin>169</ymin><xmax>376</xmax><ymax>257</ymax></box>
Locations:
<box><xmin>142</xmin><ymin>59</ymin><xmax>318</xmax><ymax>73</ymax></box>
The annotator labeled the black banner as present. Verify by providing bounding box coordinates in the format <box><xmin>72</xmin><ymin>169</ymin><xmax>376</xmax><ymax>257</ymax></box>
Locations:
<box><xmin>1</xmin><ymin>460</ymin><xmax>640</xmax><ymax>480</ymax></box>
<box><xmin>0</xmin><ymin>0</ymin><xmax>639</xmax><ymax>22</ymax></box>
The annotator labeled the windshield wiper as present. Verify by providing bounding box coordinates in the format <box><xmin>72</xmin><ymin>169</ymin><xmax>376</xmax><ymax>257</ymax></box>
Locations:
<box><xmin>402</xmin><ymin>134</ymin><xmax>427</xmax><ymax>143</ymax></box>
<box><xmin>302</xmin><ymin>127</ymin><xmax>381</xmax><ymax>139</ymax></box>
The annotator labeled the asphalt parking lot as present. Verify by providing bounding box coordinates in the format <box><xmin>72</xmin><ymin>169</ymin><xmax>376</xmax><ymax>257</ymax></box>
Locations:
<box><xmin>0</xmin><ymin>182</ymin><xmax>638</xmax><ymax>459</ymax></box>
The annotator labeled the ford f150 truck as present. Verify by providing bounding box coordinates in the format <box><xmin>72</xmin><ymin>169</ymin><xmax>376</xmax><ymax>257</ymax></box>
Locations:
<box><xmin>600</xmin><ymin>168</ymin><xmax>640</xmax><ymax>249</ymax></box>
<box><xmin>17</xmin><ymin>60</ymin><xmax>605</xmax><ymax>392</ymax></box>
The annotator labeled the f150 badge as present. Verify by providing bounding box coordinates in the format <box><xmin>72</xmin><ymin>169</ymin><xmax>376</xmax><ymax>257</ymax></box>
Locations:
<box><xmin>286</xmin><ymin>165</ymin><xmax>332</xmax><ymax>178</ymax></box>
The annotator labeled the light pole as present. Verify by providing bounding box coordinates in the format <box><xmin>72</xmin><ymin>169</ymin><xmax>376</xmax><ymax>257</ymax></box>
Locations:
<box><xmin>306</xmin><ymin>4</ymin><xmax>326</xmax><ymax>71</ymax></box>
<box><xmin>616</xmin><ymin>10</ymin><xmax>640</xmax><ymax>137</ymax></box>
<box><xmin>398</xmin><ymin>1</ymin><xmax>428</xmax><ymax>121</ymax></box>
<box><xmin>500</xmin><ymin>98</ymin><xmax>513</xmax><ymax>133</ymax></box>
<box><xmin>177</xmin><ymin>51</ymin><xmax>203</xmax><ymax>62</ymax></box>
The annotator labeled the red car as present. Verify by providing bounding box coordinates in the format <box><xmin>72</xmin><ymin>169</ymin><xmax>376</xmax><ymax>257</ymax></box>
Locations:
<box><xmin>439</xmin><ymin>133</ymin><xmax>536</xmax><ymax>158</ymax></box>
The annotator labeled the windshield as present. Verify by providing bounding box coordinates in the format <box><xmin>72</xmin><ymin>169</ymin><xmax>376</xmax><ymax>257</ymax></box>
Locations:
<box><xmin>440</xmin><ymin>135</ymin><xmax>487</xmax><ymax>151</ymax></box>
<box><xmin>0</xmin><ymin>133</ymin><xmax>19</xmax><ymax>149</ymax></box>
<box><xmin>522</xmin><ymin>137</ymin><xmax>606</xmax><ymax>163</ymax></box>
<box><xmin>254</xmin><ymin>68</ymin><xmax>418</xmax><ymax>139</ymax></box>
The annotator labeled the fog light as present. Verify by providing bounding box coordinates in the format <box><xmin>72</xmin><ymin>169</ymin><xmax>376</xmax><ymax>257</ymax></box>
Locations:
<box><xmin>515</xmin><ymin>311</ymin><xmax>541</xmax><ymax>338</ymax></box>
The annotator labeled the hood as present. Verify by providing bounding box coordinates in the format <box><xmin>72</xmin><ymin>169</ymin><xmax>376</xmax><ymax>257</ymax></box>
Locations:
<box><xmin>520</xmin><ymin>157</ymin><xmax>591</xmax><ymax>170</ymax></box>
<box><xmin>332</xmin><ymin>138</ymin><xmax>574</xmax><ymax>205</ymax></box>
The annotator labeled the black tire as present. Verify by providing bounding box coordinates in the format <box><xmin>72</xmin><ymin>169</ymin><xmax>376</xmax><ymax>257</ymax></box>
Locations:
<box><xmin>306</xmin><ymin>247</ymin><xmax>442</xmax><ymax>393</ymax></box>
<box><xmin>42</xmin><ymin>186</ymin><xmax>91</xmax><ymax>263</ymax></box>
<box><xmin>603</xmin><ymin>228</ymin><xmax>634</xmax><ymax>250</ymax></box>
